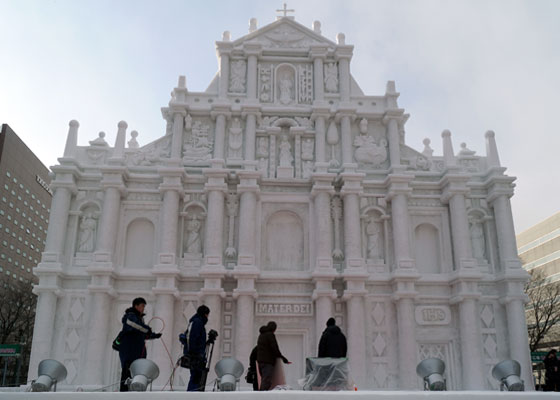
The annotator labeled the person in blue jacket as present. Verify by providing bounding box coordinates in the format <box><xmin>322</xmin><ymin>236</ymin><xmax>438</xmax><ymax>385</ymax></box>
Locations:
<box><xmin>186</xmin><ymin>305</ymin><xmax>210</xmax><ymax>391</ymax></box>
<box><xmin>118</xmin><ymin>297</ymin><xmax>161</xmax><ymax>392</ymax></box>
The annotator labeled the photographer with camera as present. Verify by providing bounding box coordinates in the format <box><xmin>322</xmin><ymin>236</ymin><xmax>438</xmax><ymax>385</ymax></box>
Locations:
<box><xmin>181</xmin><ymin>305</ymin><xmax>211</xmax><ymax>391</ymax></box>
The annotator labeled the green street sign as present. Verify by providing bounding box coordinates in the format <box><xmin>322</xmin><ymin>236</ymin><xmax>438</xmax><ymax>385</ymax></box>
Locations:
<box><xmin>531</xmin><ymin>351</ymin><xmax>548</xmax><ymax>362</ymax></box>
<box><xmin>0</xmin><ymin>344</ymin><xmax>21</xmax><ymax>357</ymax></box>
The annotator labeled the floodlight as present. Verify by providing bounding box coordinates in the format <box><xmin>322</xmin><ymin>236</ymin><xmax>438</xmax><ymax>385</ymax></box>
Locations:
<box><xmin>31</xmin><ymin>359</ymin><xmax>68</xmax><ymax>392</ymax></box>
<box><xmin>416</xmin><ymin>358</ymin><xmax>446</xmax><ymax>391</ymax></box>
<box><xmin>491</xmin><ymin>360</ymin><xmax>524</xmax><ymax>391</ymax></box>
<box><xmin>215</xmin><ymin>357</ymin><xmax>244</xmax><ymax>391</ymax></box>
<box><xmin>129</xmin><ymin>358</ymin><xmax>160</xmax><ymax>391</ymax></box>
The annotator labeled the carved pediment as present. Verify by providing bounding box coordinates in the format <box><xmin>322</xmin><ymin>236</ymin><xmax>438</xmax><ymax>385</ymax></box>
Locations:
<box><xmin>232</xmin><ymin>18</ymin><xmax>335</xmax><ymax>50</ymax></box>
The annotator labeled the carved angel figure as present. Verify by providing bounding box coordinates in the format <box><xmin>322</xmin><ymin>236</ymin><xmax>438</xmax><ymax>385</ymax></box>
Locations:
<box><xmin>185</xmin><ymin>216</ymin><xmax>202</xmax><ymax>254</ymax></box>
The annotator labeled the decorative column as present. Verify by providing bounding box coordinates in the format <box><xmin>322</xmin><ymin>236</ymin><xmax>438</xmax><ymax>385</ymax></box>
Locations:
<box><xmin>502</xmin><ymin>290</ymin><xmax>534</xmax><ymax>390</ymax></box>
<box><xmin>233</xmin><ymin>170</ymin><xmax>260</xmax><ymax>364</ymax></box>
<box><xmin>386</xmin><ymin>174</ymin><xmax>418</xmax><ymax>389</ymax></box>
<box><xmin>336</xmin><ymin>111</ymin><xmax>356</xmax><ymax>168</ymax></box>
<box><xmin>83</xmin><ymin>158</ymin><xmax>127</xmax><ymax>385</ymax></box>
<box><xmin>42</xmin><ymin>177</ymin><xmax>74</xmax><ymax>263</ymax></box>
<box><xmin>28</xmin><ymin>287</ymin><xmax>60</xmax><ymax>380</ymax></box>
<box><xmin>216</xmin><ymin>35</ymin><xmax>233</xmax><ymax>99</ymax></box>
<box><xmin>170</xmin><ymin>109</ymin><xmax>185</xmax><ymax>160</ymax></box>
<box><xmin>151</xmin><ymin>168</ymin><xmax>183</xmax><ymax>386</ymax></box>
<box><xmin>340</xmin><ymin>172</ymin><xmax>367</xmax><ymax>387</ymax></box>
<box><xmin>311</xmin><ymin>171</ymin><xmax>337</xmax><ymax>351</ymax></box>
<box><xmin>311</xmin><ymin>108</ymin><xmax>330</xmax><ymax>169</ymax></box>
<box><xmin>334</xmin><ymin>34</ymin><xmax>353</xmax><ymax>103</ymax></box>
<box><xmin>244</xmin><ymin>43</ymin><xmax>262</xmax><ymax>101</ymax></box>
<box><xmin>211</xmin><ymin>107</ymin><xmax>231</xmax><ymax>162</ymax></box>
<box><xmin>203</xmin><ymin>168</ymin><xmax>228</xmax><ymax>269</ymax></box>
<box><xmin>242</xmin><ymin>107</ymin><xmax>260</xmax><ymax>166</ymax></box>
<box><xmin>310</xmin><ymin>45</ymin><xmax>328</xmax><ymax>102</ymax></box>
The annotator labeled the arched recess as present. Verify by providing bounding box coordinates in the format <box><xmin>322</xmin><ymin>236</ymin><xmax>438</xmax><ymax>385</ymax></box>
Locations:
<box><xmin>360</xmin><ymin>206</ymin><xmax>389</xmax><ymax>264</ymax></box>
<box><xmin>275</xmin><ymin>63</ymin><xmax>297</xmax><ymax>105</ymax></box>
<box><xmin>468</xmin><ymin>208</ymin><xmax>493</xmax><ymax>271</ymax></box>
<box><xmin>264</xmin><ymin>210</ymin><xmax>304</xmax><ymax>271</ymax></box>
<box><xmin>414</xmin><ymin>223</ymin><xmax>441</xmax><ymax>274</ymax></box>
<box><xmin>75</xmin><ymin>202</ymin><xmax>101</xmax><ymax>255</ymax></box>
<box><xmin>124</xmin><ymin>218</ymin><xmax>155</xmax><ymax>269</ymax></box>
<box><xmin>180</xmin><ymin>202</ymin><xmax>207</xmax><ymax>257</ymax></box>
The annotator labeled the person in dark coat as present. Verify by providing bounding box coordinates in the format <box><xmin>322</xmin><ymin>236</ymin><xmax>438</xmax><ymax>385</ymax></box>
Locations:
<box><xmin>257</xmin><ymin>321</ymin><xmax>290</xmax><ymax>391</ymax></box>
<box><xmin>186</xmin><ymin>305</ymin><xmax>210</xmax><ymax>392</ymax></box>
<box><xmin>118</xmin><ymin>297</ymin><xmax>161</xmax><ymax>392</ymax></box>
<box><xmin>318</xmin><ymin>318</ymin><xmax>347</xmax><ymax>358</ymax></box>
<box><xmin>247</xmin><ymin>346</ymin><xmax>259</xmax><ymax>391</ymax></box>
<box><xmin>544</xmin><ymin>349</ymin><xmax>559</xmax><ymax>391</ymax></box>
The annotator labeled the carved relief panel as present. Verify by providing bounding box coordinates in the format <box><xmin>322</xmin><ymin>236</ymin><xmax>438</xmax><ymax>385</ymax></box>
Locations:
<box><xmin>258</xmin><ymin>63</ymin><xmax>314</xmax><ymax>105</ymax></box>
<box><xmin>227</xmin><ymin>117</ymin><xmax>243</xmax><ymax>162</ymax></box>
<box><xmin>182</xmin><ymin>115</ymin><xmax>214</xmax><ymax>163</ymax></box>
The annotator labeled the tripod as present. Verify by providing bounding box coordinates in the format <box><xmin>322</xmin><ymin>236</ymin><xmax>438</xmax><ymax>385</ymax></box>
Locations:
<box><xmin>198</xmin><ymin>330</ymin><xmax>218</xmax><ymax>391</ymax></box>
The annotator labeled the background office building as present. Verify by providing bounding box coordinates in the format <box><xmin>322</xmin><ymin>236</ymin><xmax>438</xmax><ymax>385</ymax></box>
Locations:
<box><xmin>517</xmin><ymin>212</ymin><xmax>560</xmax><ymax>284</ymax></box>
<box><xmin>0</xmin><ymin>124</ymin><xmax>52</xmax><ymax>385</ymax></box>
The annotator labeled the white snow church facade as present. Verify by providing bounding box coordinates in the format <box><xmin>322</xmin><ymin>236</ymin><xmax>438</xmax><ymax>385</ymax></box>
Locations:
<box><xmin>29</xmin><ymin>13</ymin><xmax>533</xmax><ymax>391</ymax></box>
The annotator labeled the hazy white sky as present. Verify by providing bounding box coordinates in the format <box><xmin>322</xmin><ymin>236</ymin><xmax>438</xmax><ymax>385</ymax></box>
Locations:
<box><xmin>0</xmin><ymin>0</ymin><xmax>559</xmax><ymax>233</ymax></box>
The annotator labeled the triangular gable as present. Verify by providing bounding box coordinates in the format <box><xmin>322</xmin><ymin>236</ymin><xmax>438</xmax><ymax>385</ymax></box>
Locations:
<box><xmin>232</xmin><ymin>17</ymin><xmax>336</xmax><ymax>50</ymax></box>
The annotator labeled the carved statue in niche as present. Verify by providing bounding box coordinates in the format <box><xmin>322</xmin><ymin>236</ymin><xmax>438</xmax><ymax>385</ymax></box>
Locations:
<box><xmin>324</xmin><ymin>63</ymin><xmax>338</xmax><ymax>93</ymax></box>
<box><xmin>258</xmin><ymin>157</ymin><xmax>268</xmax><ymax>177</ymax></box>
<box><xmin>279</xmin><ymin>135</ymin><xmax>293</xmax><ymax>166</ymax></box>
<box><xmin>185</xmin><ymin>215</ymin><xmax>203</xmax><ymax>255</ymax></box>
<box><xmin>229</xmin><ymin>60</ymin><xmax>247</xmax><ymax>93</ymax></box>
<box><xmin>256</xmin><ymin>137</ymin><xmax>269</xmax><ymax>158</ymax></box>
<box><xmin>470</xmin><ymin>221</ymin><xmax>486</xmax><ymax>260</ymax></box>
<box><xmin>77</xmin><ymin>211</ymin><xmax>97</xmax><ymax>253</ymax></box>
<box><xmin>365</xmin><ymin>217</ymin><xmax>382</xmax><ymax>259</ymax></box>
<box><xmin>353</xmin><ymin>118</ymin><xmax>387</xmax><ymax>166</ymax></box>
<box><xmin>183</xmin><ymin>120</ymin><xmax>213</xmax><ymax>161</ymax></box>
<box><xmin>279</xmin><ymin>74</ymin><xmax>293</xmax><ymax>105</ymax></box>
<box><xmin>228</xmin><ymin>117</ymin><xmax>243</xmax><ymax>159</ymax></box>
<box><xmin>301</xmin><ymin>138</ymin><xmax>314</xmax><ymax>161</ymax></box>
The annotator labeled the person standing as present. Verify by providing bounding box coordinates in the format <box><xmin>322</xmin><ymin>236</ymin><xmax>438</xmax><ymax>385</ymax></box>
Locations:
<box><xmin>185</xmin><ymin>305</ymin><xmax>210</xmax><ymax>391</ymax></box>
<box><xmin>257</xmin><ymin>321</ymin><xmax>290</xmax><ymax>391</ymax></box>
<box><xmin>544</xmin><ymin>349</ymin><xmax>559</xmax><ymax>391</ymax></box>
<box><xmin>318</xmin><ymin>317</ymin><xmax>347</xmax><ymax>358</ymax></box>
<box><xmin>118</xmin><ymin>297</ymin><xmax>161</xmax><ymax>392</ymax></box>
<box><xmin>247</xmin><ymin>345</ymin><xmax>259</xmax><ymax>391</ymax></box>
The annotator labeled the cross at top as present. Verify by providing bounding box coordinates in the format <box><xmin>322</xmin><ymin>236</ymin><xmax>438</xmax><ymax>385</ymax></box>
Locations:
<box><xmin>276</xmin><ymin>3</ymin><xmax>295</xmax><ymax>18</ymax></box>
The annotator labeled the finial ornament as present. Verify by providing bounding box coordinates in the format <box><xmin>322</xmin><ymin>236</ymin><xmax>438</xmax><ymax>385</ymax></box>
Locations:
<box><xmin>276</xmin><ymin>3</ymin><xmax>294</xmax><ymax>18</ymax></box>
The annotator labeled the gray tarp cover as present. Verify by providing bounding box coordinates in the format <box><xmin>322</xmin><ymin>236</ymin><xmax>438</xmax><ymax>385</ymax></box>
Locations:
<box><xmin>302</xmin><ymin>357</ymin><xmax>350</xmax><ymax>391</ymax></box>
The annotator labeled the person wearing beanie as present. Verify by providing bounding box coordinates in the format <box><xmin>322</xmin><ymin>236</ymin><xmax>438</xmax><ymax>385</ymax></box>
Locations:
<box><xmin>118</xmin><ymin>297</ymin><xmax>162</xmax><ymax>392</ymax></box>
<box><xmin>318</xmin><ymin>317</ymin><xmax>347</xmax><ymax>358</ymax></box>
<box><xmin>257</xmin><ymin>321</ymin><xmax>290</xmax><ymax>390</ymax></box>
<box><xmin>185</xmin><ymin>305</ymin><xmax>210</xmax><ymax>391</ymax></box>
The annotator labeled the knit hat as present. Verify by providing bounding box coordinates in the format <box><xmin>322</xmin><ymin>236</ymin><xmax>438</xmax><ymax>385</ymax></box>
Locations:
<box><xmin>326</xmin><ymin>317</ymin><xmax>336</xmax><ymax>327</ymax></box>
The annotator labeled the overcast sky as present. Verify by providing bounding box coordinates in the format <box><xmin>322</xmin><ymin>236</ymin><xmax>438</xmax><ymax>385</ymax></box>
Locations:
<box><xmin>1</xmin><ymin>0</ymin><xmax>559</xmax><ymax>234</ymax></box>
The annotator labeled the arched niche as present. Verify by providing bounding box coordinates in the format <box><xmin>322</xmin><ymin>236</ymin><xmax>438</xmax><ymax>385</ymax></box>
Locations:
<box><xmin>264</xmin><ymin>210</ymin><xmax>304</xmax><ymax>271</ymax></box>
<box><xmin>75</xmin><ymin>202</ymin><xmax>100</xmax><ymax>256</ymax></box>
<box><xmin>361</xmin><ymin>207</ymin><xmax>388</xmax><ymax>264</ymax></box>
<box><xmin>275</xmin><ymin>64</ymin><xmax>296</xmax><ymax>105</ymax></box>
<box><xmin>124</xmin><ymin>218</ymin><xmax>155</xmax><ymax>269</ymax></box>
<box><xmin>414</xmin><ymin>223</ymin><xmax>441</xmax><ymax>274</ymax></box>
<box><xmin>181</xmin><ymin>203</ymin><xmax>207</xmax><ymax>257</ymax></box>
<box><xmin>468</xmin><ymin>208</ymin><xmax>493</xmax><ymax>271</ymax></box>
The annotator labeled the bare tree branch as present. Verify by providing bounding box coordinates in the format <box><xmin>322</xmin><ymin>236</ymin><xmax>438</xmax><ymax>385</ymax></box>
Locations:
<box><xmin>525</xmin><ymin>269</ymin><xmax>560</xmax><ymax>352</ymax></box>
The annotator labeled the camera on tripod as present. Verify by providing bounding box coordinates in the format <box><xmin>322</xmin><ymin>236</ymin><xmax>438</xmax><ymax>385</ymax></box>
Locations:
<box><xmin>207</xmin><ymin>329</ymin><xmax>218</xmax><ymax>344</ymax></box>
